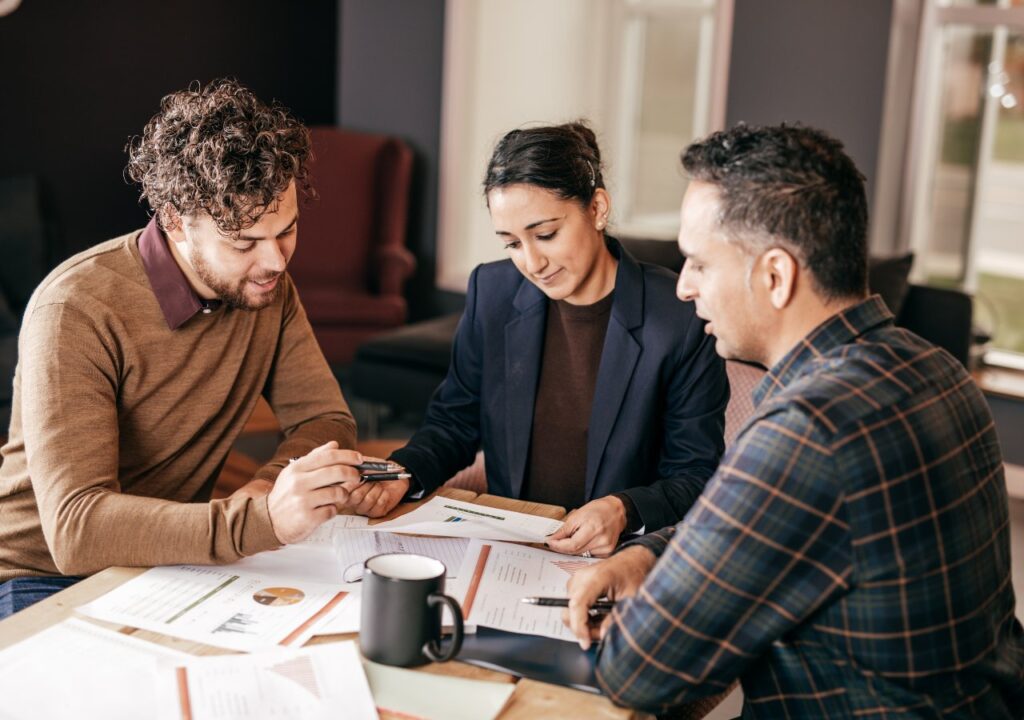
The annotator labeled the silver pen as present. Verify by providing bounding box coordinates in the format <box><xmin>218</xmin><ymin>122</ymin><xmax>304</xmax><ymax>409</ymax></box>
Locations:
<box><xmin>360</xmin><ymin>472</ymin><xmax>412</xmax><ymax>482</ymax></box>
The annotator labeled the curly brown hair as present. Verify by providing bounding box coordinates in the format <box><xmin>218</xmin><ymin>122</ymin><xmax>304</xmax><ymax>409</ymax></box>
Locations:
<box><xmin>125</xmin><ymin>78</ymin><xmax>314</xmax><ymax>234</ymax></box>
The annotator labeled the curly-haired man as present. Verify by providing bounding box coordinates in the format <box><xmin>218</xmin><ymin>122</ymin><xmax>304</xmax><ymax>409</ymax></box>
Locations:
<box><xmin>0</xmin><ymin>79</ymin><xmax>363</xmax><ymax>617</ymax></box>
<box><xmin>564</xmin><ymin>124</ymin><xmax>1024</xmax><ymax>717</ymax></box>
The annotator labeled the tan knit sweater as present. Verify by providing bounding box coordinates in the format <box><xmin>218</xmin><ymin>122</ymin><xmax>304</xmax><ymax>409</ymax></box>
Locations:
<box><xmin>0</xmin><ymin>230</ymin><xmax>356</xmax><ymax>581</ymax></box>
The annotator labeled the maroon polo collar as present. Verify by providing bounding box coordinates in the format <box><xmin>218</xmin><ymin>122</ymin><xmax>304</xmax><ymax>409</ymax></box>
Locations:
<box><xmin>137</xmin><ymin>217</ymin><xmax>221</xmax><ymax>329</ymax></box>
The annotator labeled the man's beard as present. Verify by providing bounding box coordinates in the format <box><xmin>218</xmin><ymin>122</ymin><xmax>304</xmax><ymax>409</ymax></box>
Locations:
<box><xmin>189</xmin><ymin>246</ymin><xmax>282</xmax><ymax>311</ymax></box>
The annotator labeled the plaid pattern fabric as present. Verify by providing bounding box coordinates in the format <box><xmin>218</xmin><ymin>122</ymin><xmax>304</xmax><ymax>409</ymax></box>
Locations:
<box><xmin>597</xmin><ymin>297</ymin><xmax>1024</xmax><ymax>718</ymax></box>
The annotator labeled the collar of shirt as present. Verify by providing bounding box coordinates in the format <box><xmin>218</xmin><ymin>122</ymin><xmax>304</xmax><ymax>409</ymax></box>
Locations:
<box><xmin>137</xmin><ymin>217</ymin><xmax>223</xmax><ymax>330</ymax></box>
<box><xmin>753</xmin><ymin>295</ymin><xmax>894</xmax><ymax>407</ymax></box>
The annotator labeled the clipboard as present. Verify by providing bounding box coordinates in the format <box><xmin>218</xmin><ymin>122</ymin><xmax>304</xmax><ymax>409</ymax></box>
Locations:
<box><xmin>457</xmin><ymin>626</ymin><xmax>601</xmax><ymax>694</ymax></box>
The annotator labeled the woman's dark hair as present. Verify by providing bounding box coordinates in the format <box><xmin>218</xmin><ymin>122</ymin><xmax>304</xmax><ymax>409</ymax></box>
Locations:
<box><xmin>126</xmin><ymin>77</ymin><xmax>313</xmax><ymax>234</ymax></box>
<box><xmin>483</xmin><ymin>121</ymin><xmax>604</xmax><ymax>207</ymax></box>
<box><xmin>682</xmin><ymin>123</ymin><xmax>868</xmax><ymax>301</ymax></box>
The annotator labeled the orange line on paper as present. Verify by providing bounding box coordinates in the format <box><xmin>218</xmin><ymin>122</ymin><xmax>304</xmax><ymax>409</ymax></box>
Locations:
<box><xmin>176</xmin><ymin>667</ymin><xmax>193</xmax><ymax>720</ymax></box>
<box><xmin>280</xmin><ymin>591</ymin><xmax>348</xmax><ymax>646</ymax></box>
<box><xmin>461</xmin><ymin>544</ymin><xmax>492</xmax><ymax>619</ymax></box>
<box><xmin>376</xmin><ymin>706</ymin><xmax>428</xmax><ymax>720</ymax></box>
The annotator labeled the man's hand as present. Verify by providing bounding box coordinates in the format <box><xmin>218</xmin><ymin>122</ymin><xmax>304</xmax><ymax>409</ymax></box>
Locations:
<box><xmin>229</xmin><ymin>478</ymin><xmax>274</xmax><ymax>501</ymax></box>
<box><xmin>546</xmin><ymin>495</ymin><xmax>628</xmax><ymax>557</ymax></box>
<box><xmin>562</xmin><ymin>545</ymin><xmax>656</xmax><ymax>650</ymax></box>
<box><xmin>266</xmin><ymin>441</ymin><xmax>362</xmax><ymax>544</ymax></box>
<box><xmin>342</xmin><ymin>470</ymin><xmax>410</xmax><ymax>518</ymax></box>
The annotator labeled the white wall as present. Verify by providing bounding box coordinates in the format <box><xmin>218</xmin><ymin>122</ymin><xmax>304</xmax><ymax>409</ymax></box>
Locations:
<box><xmin>437</xmin><ymin>0</ymin><xmax>730</xmax><ymax>293</ymax></box>
<box><xmin>437</xmin><ymin>0</ymin><xmax>611</xmax><ymax>292</ymax></box>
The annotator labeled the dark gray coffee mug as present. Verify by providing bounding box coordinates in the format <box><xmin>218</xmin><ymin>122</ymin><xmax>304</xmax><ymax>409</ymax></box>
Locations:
<box><xmin>359</xmin><ymin>553</ymin><xmax>464</xmax><ymax>667</ymax></box>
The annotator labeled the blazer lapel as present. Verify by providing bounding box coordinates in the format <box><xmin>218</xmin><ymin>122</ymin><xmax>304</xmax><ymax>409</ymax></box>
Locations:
<box><xmin>585</xmin><ymin>241</ymin><xmax>644</xmax><ymax>501</ymax></box>
<box><xmin>505</xmin><ymin>280</ymin><xmax>547</xmax><ymax>498</ymax></box>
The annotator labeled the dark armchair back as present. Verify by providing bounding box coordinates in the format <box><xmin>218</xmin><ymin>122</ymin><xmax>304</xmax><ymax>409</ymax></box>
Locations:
<box><xmin>289</xmin><ymin>127</ymin><xmax>417</xmax><ymax>366</ymax></box>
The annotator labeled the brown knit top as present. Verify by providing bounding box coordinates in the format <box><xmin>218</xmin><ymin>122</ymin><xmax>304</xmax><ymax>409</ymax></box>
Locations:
<box><xmin>520</xmin><ymin>292</ymin><xmax>615</xmax><ymax>509</ymax></box>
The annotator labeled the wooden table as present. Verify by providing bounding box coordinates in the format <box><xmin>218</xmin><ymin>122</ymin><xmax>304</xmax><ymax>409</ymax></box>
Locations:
<box><xmin>0</xmin><ymin>488</ymin><xmax>643</xmax><ymax>720</ymax></box>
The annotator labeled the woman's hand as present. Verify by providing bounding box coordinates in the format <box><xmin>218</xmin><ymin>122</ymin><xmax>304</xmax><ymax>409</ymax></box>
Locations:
<box><xmin>341</xmin><ymin>458</ymin><xmax>411</xmax><ymax>518</ymax></box>
<box><xmin>545</xmin><ymin>495</ymin><xmax>628</xmax><ymax>557</ymax></box>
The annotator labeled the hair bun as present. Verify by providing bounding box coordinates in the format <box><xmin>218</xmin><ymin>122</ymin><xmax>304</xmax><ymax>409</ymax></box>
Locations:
<box><xmin>483</xmin><ymin>120</ymin><xmax>605</xmax><ymax>205</ymax></box>
<box><xmin>565</xmin><ymin>121</ymin><xmax>601</xmax><ymax>163</ymax></box>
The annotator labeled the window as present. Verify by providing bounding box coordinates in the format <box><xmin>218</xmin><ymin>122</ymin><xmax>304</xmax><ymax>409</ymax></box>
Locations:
<box><xmin>606</xmin><ymin>0</ymin><xmax>732</xmax><ymax>239</ymax></box>
<box><xmin>905</xmin><ymin>1</ymin><xmax>1024</xmax><ymax>362</ymax></box>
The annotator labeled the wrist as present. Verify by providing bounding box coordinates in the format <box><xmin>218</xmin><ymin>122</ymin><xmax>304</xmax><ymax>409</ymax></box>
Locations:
<box><xmin>610</xmin><ymin>492</ymin><xmax>642</xmax><ymax>533</ymax></box>
<box><xmin>620</xmin><ymin>545</ymin><xmax>656</xmax><ymax>572</ymax></box>
<box><xmin>232</xmin><ymin>477</ymin><xmax>274</xmax><ymax>501</ymax></box>
<box><xmin>603</xmin><ymin>494</ymin><xmax>628</xmax><ymax>532</ymax></box>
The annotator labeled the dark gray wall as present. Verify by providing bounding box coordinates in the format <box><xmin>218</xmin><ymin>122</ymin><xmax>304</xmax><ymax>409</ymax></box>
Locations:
<box><xmin>0</xmin><ymin>0</ymin><xmax>337</xmax><ymax>261</ymax></box>
<box><xmin>338</xmin><ymin>0</ymin><xmax>451</xmax><ymax>320</ymax></box>
<box><xmin>726</xmin><ymin>0</ymin><xmax>893</xmax><ymax>205</ymax></box>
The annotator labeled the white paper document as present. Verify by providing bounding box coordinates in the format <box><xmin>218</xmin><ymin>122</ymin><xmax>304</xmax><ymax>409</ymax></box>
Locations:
<box><xmin>310</xmin><ymin>589</ymin><xmax>362</xmax><ymax>635</ymax></box>
<box><xmin>229</xmin><ymin>544</ymin><xmax>344</xmax><ymax>586</ymax></box>
<box><xmin>159</xmin><ymin>641</ymin><xmax>377</xmax><ymax>720</ymax></box>
<box><xmin>366</xmin><ymin>496</ymin><xmax>563</xmax><ymax>542</ymax></box>
<box><xmin>296</xmin><ymin>513</ymin><xmax>370</xmax><ymax>548</ymax></box>
<box><xmin>333</xmin><ymin>528</ymin><xmax>469</xmax><ymax>581</ymax></box>
<box><xmin>77</xmin><ymin>565</ymin><xmax>347</xmax><ymax>652</ymax></box>
<box><xmin>0</xmin><ymin>617</ymin><xmax>189</xmax><ymax>720</ymax></box>
<box><xmin>451</xmin><ymin>539</ymin><xmax>600</xmax><ymax>642</ymax></box>
<box><xmin>229</xmin><ymin>515</ymin><xmax>371</xmax><ymax>586</ymax></box>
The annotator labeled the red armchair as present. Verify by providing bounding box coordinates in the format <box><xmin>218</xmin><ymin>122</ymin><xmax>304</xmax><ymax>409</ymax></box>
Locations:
<box><xmin>290</xmin><ymin>126</ymin><xmax>416</xmax><ymax>365</ymax></box>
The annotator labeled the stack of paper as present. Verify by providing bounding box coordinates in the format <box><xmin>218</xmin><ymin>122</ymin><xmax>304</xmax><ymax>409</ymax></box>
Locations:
<box><xmin>74</xmin><ymin>512</ymin><xmax>482</xmax><ymax>648</ymax></box>
<box><xmin>0</xmin><ymin>618</ymin><xmax>188</xmax><ymax>719</ymax></box>
<box><xmin>0</xmin><ymin>616</ymin><xmax>512</xmax><ymax>720</ymax></box>
<box><xmin>160</xmin><ymin>641</ymin><xmax>377</xmax><ymax>720</ymax></box>
<box><xmin>77</xmin><ymin>565</ymin><xmax>347</xmax><ymax>652</ymax></box>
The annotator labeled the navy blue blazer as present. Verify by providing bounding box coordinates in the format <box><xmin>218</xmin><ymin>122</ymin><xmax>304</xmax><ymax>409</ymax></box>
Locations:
<box><xmin>391</xmin><ymin>240</ymin><xmax>728</xmax><ymax>531</ymax></box>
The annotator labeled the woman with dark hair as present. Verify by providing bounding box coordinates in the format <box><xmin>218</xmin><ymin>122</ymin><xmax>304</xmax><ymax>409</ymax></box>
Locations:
<box><xmin>349</xmin><ymin>122</ymin><xmax>728</xmax><ymax>557</ymax></box>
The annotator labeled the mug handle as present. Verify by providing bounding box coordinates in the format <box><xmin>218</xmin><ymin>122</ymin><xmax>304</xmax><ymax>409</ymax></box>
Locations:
<box><xmin>423</xmin><ymin>593</ymin><xmax>464</xmax><ymax>663</ymax></box>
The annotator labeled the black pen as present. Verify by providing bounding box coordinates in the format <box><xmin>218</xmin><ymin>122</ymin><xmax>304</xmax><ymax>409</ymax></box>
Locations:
<box><xmin>359</xmin><ymin>472</ymin><xmax>412</xmax><ymax>482</ymax></box>
<box><xmin>521</xmin><ymin>596</ymin><xmax>615</xmax><ymax>616</ymax></box>
<box><xmin>355</xmin><ymin>461</ymin><xmax>403</xmax><ymax>473</ymax></box>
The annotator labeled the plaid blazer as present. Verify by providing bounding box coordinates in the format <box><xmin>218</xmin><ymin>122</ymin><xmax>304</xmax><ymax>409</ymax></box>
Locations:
<box><xmin>598</xmin><ymin>297</ymin><xmax>1024</xmax><ymax>718</ymax></box>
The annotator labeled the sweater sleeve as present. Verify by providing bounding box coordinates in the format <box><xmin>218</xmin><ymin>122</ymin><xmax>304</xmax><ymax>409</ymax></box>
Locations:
<box><xmin>252</xmin><ymin>276</ymin><xmax>358</xmax><ymax>482</ymax></box>
<box><xmin>21</xmin><ymin>302</ymin><xmax>282</xmax><ymax>576</ymax></box>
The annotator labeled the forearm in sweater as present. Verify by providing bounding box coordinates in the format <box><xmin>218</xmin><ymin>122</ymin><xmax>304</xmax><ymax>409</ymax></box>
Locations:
<box><xmin>22</xmin><ymin>303</ymin><xmax>283</xmax><ymax>574</ymax></box>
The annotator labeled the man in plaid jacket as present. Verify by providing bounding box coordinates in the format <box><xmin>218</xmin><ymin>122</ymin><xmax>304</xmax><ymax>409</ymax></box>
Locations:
<box><xmin>564</xmin><ymin>124</ymin><xmax>1024</xmax><ymax>718</ymax></box>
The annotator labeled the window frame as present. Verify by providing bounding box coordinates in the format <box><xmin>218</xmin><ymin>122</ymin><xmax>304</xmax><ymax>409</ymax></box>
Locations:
<box><xmin>878</xmin><ymin>0</ymin><xmax>1024</xmax><ymax>364</ymax></box>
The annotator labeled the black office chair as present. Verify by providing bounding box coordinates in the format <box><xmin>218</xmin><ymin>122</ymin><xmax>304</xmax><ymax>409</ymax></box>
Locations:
<box><xmin>896</xmin><ymin>285</ymin><xmax>973</xmax><ymax>367</ymax></box>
